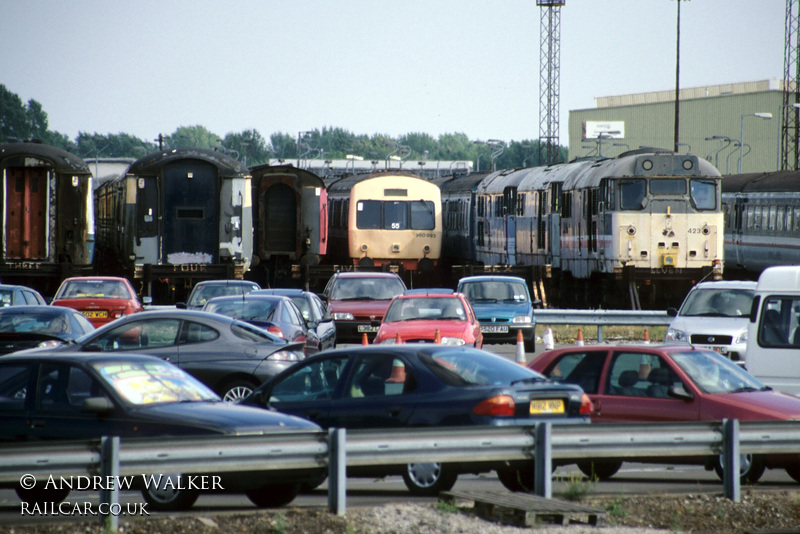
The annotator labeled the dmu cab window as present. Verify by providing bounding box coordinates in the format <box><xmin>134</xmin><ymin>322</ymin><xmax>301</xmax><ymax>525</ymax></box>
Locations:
<box><xmin>619</xmin><ymin>179</ymin><xmax>646</xmax><ymax>210</ymax></box>
<box><xmin>355</xmin><ymin>200</ymin><xmax>435</xmax><ymax>230</ymax></box>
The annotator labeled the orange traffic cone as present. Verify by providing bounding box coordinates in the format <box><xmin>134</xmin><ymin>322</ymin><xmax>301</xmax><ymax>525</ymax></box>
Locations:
<box><xmin>576</xmin><ymin>328</ymin><xmax>584</xmax><ymax>347</ymax></box>
<box><xmin>362</xmin><ymin>332</ymin><xmax>369</xmax><ymax>346</ymax></box>
<box><xmin>386</xmin><ymin>360</ymin><xmax>406</xmax><ymax>383</ymax></box>
<box><xmin>434</xmin><ymin>329</ymin><xmax>441</xmax><ymax>344</ymax></box>
<box><xmin>395</xmin><ymin>332</ymin><xmax>403</xmax><ymax>344</ymax></box>
<box><xmin>515</xmin><ymin>329</ymin><xmax>526</xmax><ymax>365</ymax></box>
<box><xmin>643</xmin><ymin>328</ymin><xmax>650</xmax><ymax>344</ymax></box>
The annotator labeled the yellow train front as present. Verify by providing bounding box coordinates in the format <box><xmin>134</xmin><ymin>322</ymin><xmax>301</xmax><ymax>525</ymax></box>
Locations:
<box><xmin>325</xmin><ymin>171</ymin><xmax>441</xmax><ymax>273</ymax></box>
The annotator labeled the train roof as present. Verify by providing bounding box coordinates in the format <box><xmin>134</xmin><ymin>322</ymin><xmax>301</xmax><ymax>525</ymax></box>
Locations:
<box><xmin>721</xmin><ymin>171</ymin><xmax>800</xmax><ymax>193</ymax></box>
<box><xmin>0</xmin><ymin>141</ymin><xmax>91</xmax><ymax>175</ymax></box>
<box><xmin>126</xmin><ymin>147</ymin><xmax>249</xmax><ymax>178</ymax></box>
<box><xmin>248</xmin><ymin>164</ymin><xmax>325</xmax><ymax>188</ymax></box>
<box><xmin>324</xmin><ymin>170</ymin><xmax>431</xmax><ymax>192</ymax></box>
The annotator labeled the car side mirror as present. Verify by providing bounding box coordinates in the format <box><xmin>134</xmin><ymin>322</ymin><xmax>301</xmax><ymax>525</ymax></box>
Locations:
<box><xmin>82</xmin><ymin>342</ymin><xmax>104</xmax><ymax>353</ymax></box>
<box><xmin>142</xmin><ymin>296</ymin><xmax>153</xmax><ymax>305</ymax></box>
<box><xmin>307</xmin><ymin>320</ymin><xmax>319</xmax><ymax>329</ymax></box>
<box><xmin>668</xmin><ymin>384</ymin><xmax>693</xmax><ymax>401</ymax></box>
<box><xmin>82</xmin><ymin>397</ymin><xmax>114</xmax><ymax>414</ymax></box>
<box><xmin>321</xmin><ymin>312</ymin><xmax>333</xmax><ymax>322</ymax></box>
<box><xmin>666</xmin><ymin>308</ymin><xmax>678</xmax><ymax>317</ymax></box>
<box><xmin>175</xmin><ymin>302</ymin><xmax>187</xmax><ymax>309</ymax></box>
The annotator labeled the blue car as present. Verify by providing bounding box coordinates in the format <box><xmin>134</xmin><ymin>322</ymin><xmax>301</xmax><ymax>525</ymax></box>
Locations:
<box><xmin>456</xmin><ymin>275</ymin><xmax>537</xmax><ymax>352</ymax></box>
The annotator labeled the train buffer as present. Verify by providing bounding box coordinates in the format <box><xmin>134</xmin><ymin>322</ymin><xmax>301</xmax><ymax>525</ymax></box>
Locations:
<box><xmin>439</xmin><ymin>489</ymin><xmax>606</xmax><ymax>527</ymax></box>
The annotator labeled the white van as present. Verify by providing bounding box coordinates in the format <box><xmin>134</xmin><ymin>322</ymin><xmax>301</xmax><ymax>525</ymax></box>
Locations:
<box><xmin>744</xmin><ymin>266</ymin><xmax>800</xmax><ymax>395</ymax></box>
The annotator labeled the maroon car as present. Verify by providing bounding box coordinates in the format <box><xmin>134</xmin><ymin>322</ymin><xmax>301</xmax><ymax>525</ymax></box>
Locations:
<box><xmin>322</xmin><ymin>271</ymin><xmax>406</xmax><ymax>343</ymax></box>
<box><xmin>529</xmin><ymin>344</ymin><xmax>800</xmax><ymax>484</ymax></box>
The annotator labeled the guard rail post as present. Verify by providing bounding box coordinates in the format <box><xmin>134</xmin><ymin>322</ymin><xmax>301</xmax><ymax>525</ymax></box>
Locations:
<box><xmin>328</xmin><ymin>428</ymin><xmax>346</xmax><ymax>516</ymax></box>
<box><xmin>100</xmin><ymin>436</ymin><xmax>120</xmax><ymax>532</ymax></box>
<box><xmin>722</xmin><ymin>419</ymin><xmax>741</xmax><ymax>502</ymax></box>
<box><xmin>534</xmin><ymin>422</ymin><xmax>552</xmax><ymax>498</ymax></box>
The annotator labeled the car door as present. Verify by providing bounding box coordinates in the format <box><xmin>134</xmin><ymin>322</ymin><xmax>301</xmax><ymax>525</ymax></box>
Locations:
<box><xmin>326</xmin><ymin>353</ymin><xmax>417</xmax><ymax>429</ymax></box>
<box><xmin>264</xmin><ymin>354</ymin><xmax>351</xmax><ymax>427</ymax></box>
<box><xmin>596</xmin><ymin>351</ymin><xmax>701</xmax><ymax>422</ymax></box>
<box><xmin>25</xmin><ymin>362</ymin><xmax>128</xmax><ymax>440</ymax></box>
<box><xmin>310</xmin><ymin>294</ymin><xmax>336</xmax><ymax>350</ymax></box>
<box><xmin>0</xmin><ymin>361</ymin><xmax>35</xmax><ymax>441</ymax></box>
<box><xmin>81</xmin><ymin>318</ymin><xmax>182</xmax><ymax>364</ymax></box>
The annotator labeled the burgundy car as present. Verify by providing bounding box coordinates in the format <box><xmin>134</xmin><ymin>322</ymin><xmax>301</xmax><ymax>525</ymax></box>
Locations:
<box><xmin>529</xmin><ymin>344</ymin><xmax>800</xmax><ymax>484</ymax></box>
<box><xmin>322</xmin><ymin>271</ymin><xmax>406</xmax><ymax>343</ymax></box>
<box><xmin>51</xmin><ymin>276</ymin><xmax>144</xmax><ymax>327</ymax></box>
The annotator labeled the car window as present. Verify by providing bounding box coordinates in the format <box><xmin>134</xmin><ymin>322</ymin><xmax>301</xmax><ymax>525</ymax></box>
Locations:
<box><xmin>92</xmin><ymin>319</ymin><xmax>180</xmax><ymax>351</ymax></box>
<box><xmin>543</xmin><ymin>351</ymin><xmax>606</xmax><ymax>394</ymax></box>
<box><xmin>290</xmin><ymin>297</ymin><xmax>312</xmax><ymax>321</ymax></box>
<box><xmin>0</xmin><ymin>364</ymin><xmax>31</xmax><ymax>410</ymax></box>
<box><xmin>0</xmin><ymin>289</ymin><xmax>13</xmax><ymax>307</ymax></box>
<box><xmin>188</xmin><ymin>283</ymin><xmax>258</xmax><ymax>308</ymax></box>
<box><xmin>230</xmin><ymin>321</ymin><xmax>281</xmax><ymax>342</ymax></box>
<box><xmin>679</xmin><ymin>288</ymin><xmax>755</xmax><ymax>318</ymax></box>
<box><xmin>671</xmin><ymin>350</ymin><xmax>765</xmax><ymax>394</ymax></box>
<box><xmin>36</xmin><ymin>363</ymin><xmax>99</xmax><ymax>411</ymax></box>
<box><xmin>180</xmin><ymin>321</ymin><xmax>220</xmax><ymax>344</ymax></box>
<box><xmin>311</xmin><ymin>295</ymin><xmax>326</xmax><ymax>320</ymax></box>
<box><xmin>606</xmin><ymin>352</ymin><xmax>679</xmax><ymax>398</ymax></box>
<box><xmin>22</xmin><ymin>290</ymin><xmax>39</xmax><ymax>305</ymax></box>
<box><xmin>758</xmin><ymin>297</ymin><xmax>800</xmax><ymax>347</ymax></box>
<box><xmin>269</xmin><ymin>356</ymin><xmax>349</xmax><ymax>403</ymax></box>
<box><xmin>59</xmin><ymin>280</ymin><xmax>128</xmax><ymax>299</ymax></box>
<box><xmin>346</xmin><ymin>354</ymin><xmax>416</xmax><ymax>397</ymax></box>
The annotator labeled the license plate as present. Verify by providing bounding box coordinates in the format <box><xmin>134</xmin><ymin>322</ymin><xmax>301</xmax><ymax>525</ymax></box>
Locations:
<box><xmin>481</xmin><ymin>325</ymin><xmax>509</xmax><ymax>333</ymax></box>
<box><xmin>698</xmin><ymin>345</ymin><xmax>727</xmax><ymax>354</ymax></box>
<box><xmin>529</xmin><ymin>399</ymin><xmax>564</xmax><ymax>415</ymax></box>
<box><xmin>82</xmin><ymin>310</ymin><xmax>108</xmax><ymax>319</ymax></box>
<box><xmin>357</xmin><ymin>325</ymin><xmax>379</xmax><ymax>333</ymax></box>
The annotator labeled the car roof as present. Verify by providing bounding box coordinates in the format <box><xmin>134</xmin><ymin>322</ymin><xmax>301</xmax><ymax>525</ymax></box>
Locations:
<box><xmin>403</xmin><ymin>288</ymin><xmax>455</xmax><ymax>295</ymax></box>
<box><xmin>457</xmin><ymin>275</ymin><xmax>527</xmax><ymax>284</ymax></box>
<box><xmin>0</xmin><ymin>305</ymin><xmax>75</xmax><ymax>314</ymax></box>
<box><xmin>59</xmin><ymin>276</ymin><xmax>130</xmax><ymax>282</ymax></box>
<box><xmin>252</xmin><ymin>288</ymin><xmax>306</xmax><ymax>296</ymax></box>
<box><xmin>540</xmin><ymin>343</ymin><xmax>700</xmax><ymax>357</ymax></box>
<box><xmin>206</xmin><ymin>294</ymin><xmax>291</xmax><ymax>302</ymax></box>
<box><xmin>0</xmin><ymin>284</ymin><xmax>41</xmax><ymax>291</ymax></box>
<box><xmin>691</xmin><ymin>280</ymin><xmax>757</xmax><ymax>291</ymax></box>
<box><xmin>332</xmin><ymin>271</ymin><xmax>403</xmax><ymax>279</ymax></box>
<box><xmin>192</xmin><ymin>279</ymin><xmax>261</xmax><ymax>287</ymax></box>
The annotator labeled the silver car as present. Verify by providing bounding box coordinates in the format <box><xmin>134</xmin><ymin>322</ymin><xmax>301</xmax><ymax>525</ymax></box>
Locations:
<box><xmin>665</xmin><ymin>280</ymin><xmax>757</xmax><ymax>364</ymax></box>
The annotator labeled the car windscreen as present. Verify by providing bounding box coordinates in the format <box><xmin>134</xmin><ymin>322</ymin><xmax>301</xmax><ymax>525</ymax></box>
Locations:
<box><xmin>679</xmin><ymin>288</ymin><xmax>755</xmax><ymax>318</ymax></box>
<box><xmin>332</xmin><ymin>278</ymin><xmax>406</xmax><ymax>301</ymax></box>
<box><xmin>93</xmin><ymin>360</ymin><xmax>219</xmax><ymax>404</ymax></box>
<box><xmin>188</xmin><ymin>283</ymin><xmax>257</xmax><ymax>307</ymax></box>
<box><xmin>0</xmin><ymin>310</ymin><xmax>67</xmax><ymax>334</ymax></box>
<box><xmin>384</xmin><ymin>297</ymin><xmax>466</xmax><ymax>322</ymax></box>
<box><xmin>205</xmin><ymin>299</ymin><xmax>278</xmax><ymax>322</ymax></box>
<box><xmin>460</xmin><ymin>281</ymin><xmax>529</xmax><ymax>303</ymax></box>
<box><xmin>419</xmin><ymin>349</ymin><xmax>545</xmax><ymax>387</ymax></box>
<box><xmin>670</xmin><ymin>350</ymin><xmax>766</xmax><ymax>394</ymax></box>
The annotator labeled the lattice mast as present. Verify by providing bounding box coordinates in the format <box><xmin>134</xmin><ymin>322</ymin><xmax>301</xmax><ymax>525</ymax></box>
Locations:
<box><xmin>538</xmin><ymin>0</ymin><xmax>564</xmax><ymax>166</ymax></box>
<box><xmin>782</xmin><ymin>0</ymin><xmax>800</xmax><ymax>171</ymax></box>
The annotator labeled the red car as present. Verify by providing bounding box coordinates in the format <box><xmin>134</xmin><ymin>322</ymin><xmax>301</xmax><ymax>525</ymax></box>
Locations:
<box><xmin>374</xmin><ymin>291</ymin><xmax>483</xmax><ymax>347</ymax></box>
<box><xmin>51</xmin><ymin>276</ymin><xmax>144</xmax><ymax>327</ymax></box>
<box><xmin>529</xmin><ymin>344</ymin><xmax>800</xmax><ymax>484</ymax></box>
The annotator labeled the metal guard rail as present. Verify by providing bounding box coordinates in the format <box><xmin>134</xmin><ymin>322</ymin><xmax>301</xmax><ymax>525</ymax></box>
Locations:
<box><xmin>4</xmin><ymin>420</ymin><xmax>800</xmax><ymax>528</ymax></box>
<box><xmin>532</xmin><ymin>309</ymin><xmax>672</xmax><ymax>342</ymax></box>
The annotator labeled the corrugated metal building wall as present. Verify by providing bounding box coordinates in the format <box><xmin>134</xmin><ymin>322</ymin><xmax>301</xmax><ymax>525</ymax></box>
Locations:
<box><xmin>568</xmin><ymin>79</ymin><xmax>786</xmax><ymax>174</ymax></box>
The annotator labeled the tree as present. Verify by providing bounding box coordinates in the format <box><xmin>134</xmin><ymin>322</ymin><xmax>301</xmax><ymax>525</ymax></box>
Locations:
<box><xmin>167</xmin><ymin>125</ymin><xmax>221</xmax><ymax>150</ymax></box>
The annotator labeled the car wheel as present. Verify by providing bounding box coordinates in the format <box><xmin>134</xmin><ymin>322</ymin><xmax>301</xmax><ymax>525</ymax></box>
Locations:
<box><xmin>713</xmin><ymin>454</ymin><xmax>765</xmax><ymax>485</ymax></box>
<box><xmin>15</xmin><ymin>485</ymin><xmax>70</xmax><ymax>505</ymax></box>
<box><xmin>577</xmin><ymin>460</ymin><xmax>622</xmax><ymax>481</ymax></box>
<box><xmin>221</xmin><ymin>379</ymin><xmax>258</xmax><ymax>403</ymax></box>
<box><xmin>401</xmin><ymin>462</ymin><xmax>457</xmax><ymax>496</ymax></box>
<box><xmin>141</xmin><ymin>474</ymin><xmax>200</xmax><ymax>511</ymax></box>
<box><xmin>246</xmin><ymin>483</ymin><xmax>300</xmax><ymax>507</ymax></box>
<box><xmin>496</xmin><ymin>462</ymin><xmax>535</xmax><ymax>492</ymax></box>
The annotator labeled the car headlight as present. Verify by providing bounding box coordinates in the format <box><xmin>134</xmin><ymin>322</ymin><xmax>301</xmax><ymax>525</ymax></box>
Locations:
<box><xmin>332</xmin><ymin>312</ymin><xmax>354</xmax><ymax>321</ymax></box>
<box><xmin>735</xmin><ymin>331</ymin><xmax>748</xmax><ymax>344</ymax></box>
<box><xmin>440</xmin><ymin>337</ymin><xmax>466</xmax><ymax>346</ymax></box>
<box><xmin>665</xmin><ymin>328</ymin><xmax>687</xmax><ymax>343</ymax></box>
<box><xmin>512</xmin><ymin>315</ymin><xmax>532</xmax><ymax>324</ymax></box>
<box><xmin>267</xmin><ymin>350</ymin><xmax>303</xmax><ymax>361</ymax></box>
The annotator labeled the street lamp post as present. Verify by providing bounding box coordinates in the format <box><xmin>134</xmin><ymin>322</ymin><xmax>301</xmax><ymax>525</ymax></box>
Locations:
<box><xmin>738</xmin><ymin>113</ymin><xmax>772</xmax><ymax>173</ymax></box>
<box><xmin>705</xmin><ymin>136</ymin><xmax>731</xmax><ymax>169</ymax></box>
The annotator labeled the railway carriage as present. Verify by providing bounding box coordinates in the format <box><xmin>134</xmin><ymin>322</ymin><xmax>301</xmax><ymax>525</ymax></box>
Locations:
<box><xmin>248</xmin><ymin>164</ymin><xmax>327</xmax><ymax>288</ymax></box>
<box><xmin>722</xmin><ymin>171</ymin><xmax>800</xmax><ymax>276</ymax></box>
<box><xmin>0</xmin><ymin>141</ymin><xmax>94</xmax><ymax>296</ymax></box>
<box><xmin>94</xmin><ymin>148</ymin><xmax>252</xmax><ymax>303</ymax></box>
<box><xmin>438</xmin><ymin>150</ymin><xmax>724</xmax><ymax>309</ymax></box>
<box><xmin>324</xmin><ymin>171</ymin><xmax>441</xmax><ymax>277</ymax></box>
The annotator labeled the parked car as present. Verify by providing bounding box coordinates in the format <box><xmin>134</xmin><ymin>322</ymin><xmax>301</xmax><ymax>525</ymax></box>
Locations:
<box><xmin>373</xmin><ymin>292</ymin><xmax>482</xmax><ymax>347</ymax></box>
<box><xmin>244</xmin><ymin>345</ymin><xmax>591</xmax><ymax>495</ymax></box>
<box><xmin>177</xmin><ymin>279</ymin><xmax>261</xmax><ymax>310</ymax></box>
<box><xmin>665</xmin><ymin>280</ymin><xmax>757</xmax><ymax>364</ymax></box>
<box><xmin>21</xmin><ymin>310</ymin><xmax>305</xmax><ymax>402</ymax></box>
<box><xmin>0</xmin><ymin>352</ymin><xmax>322</xmax><ymax>510</ymax></box>
<box><xmin>456</xmin><ymin>275</ymin><xmax>537</xmax><ymax>352</ymax></box>
<box><xmin>529</xmin><ymin>344</ymin><xmax>800</xmax><ymax>484</ymax></box>
<box><xmin>0</xmin><ymin>306</ymin><xmax>95</xmax><ymax>354</ymax></box>
<box><xmin>51</xmin><ymin>276</ymin><xmax>145</xmax><ymax>327</ymax></box>
<box><xmin>322</xmin><ymin>272</ymin><xmax>407</xmax><ymax>343</ymax></box>
<box><xmin>202</xmin><ymin>294</ymin><xmax>310</xmax><ymax>351</ymax></box>
<box><xmin>253</xmin><ymin>288</ymin><xmax>336</xmax><ymax>352</ymax></box>
<box><xmin>0</xmin><ymin>284</ymin><xmax>47</xmax><ymax>307</ymax></box>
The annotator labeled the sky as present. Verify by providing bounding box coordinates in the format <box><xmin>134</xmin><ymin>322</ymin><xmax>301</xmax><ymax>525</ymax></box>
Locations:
<box><xmin>0</xmin><ymin>0</ymin><xmax>785</xmax><ymax>149</ymax></box>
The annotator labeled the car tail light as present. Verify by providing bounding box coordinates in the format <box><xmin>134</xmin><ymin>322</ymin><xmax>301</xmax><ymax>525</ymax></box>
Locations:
<box><xmin>579</xmin><ymin>393</ymin><xmax>594</xmax><ymax>415</ymax></box>
<box><xmin>473</xmin><ymin>395</ymin><xmax>515</xmax><ymax>416</ymax></box>
<box><xmin>267</xmin><ymin>326</ymin><xmax>284</xmax><ymax>339</ymax></box>
<box><xmin>267</xmin><ymin>350</ymin><xmax>302</xmax><ymax>362</ymax></box>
